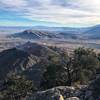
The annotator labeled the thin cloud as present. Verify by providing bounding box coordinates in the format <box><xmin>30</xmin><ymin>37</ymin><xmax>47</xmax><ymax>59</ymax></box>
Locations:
<box><xmin>0</xmin><ymin>0</ymin><xmax>100</xmax><ymax>26</ymax></box>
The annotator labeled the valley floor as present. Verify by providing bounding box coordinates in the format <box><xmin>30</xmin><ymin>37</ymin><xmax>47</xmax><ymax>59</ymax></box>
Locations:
<box><xmin>0</xmin><ymin>36</ymin><xmax>100</xmax><ymax>53</ymax></box>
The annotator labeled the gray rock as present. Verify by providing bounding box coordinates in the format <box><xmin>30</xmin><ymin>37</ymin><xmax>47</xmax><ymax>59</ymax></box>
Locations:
<box><xmin>66</xmin><ymin>97</ymin><xmax>79</xmax><ymax>100</ymax></box>
<box><xmin>85</xmin><ymin>90</ymin><xmax>92</xmax><ymax>98</ymax></box>
<box><xmin>27</xmin><ymin>86</ymin><xmax>76</xmax><ymax>100</ymax></box>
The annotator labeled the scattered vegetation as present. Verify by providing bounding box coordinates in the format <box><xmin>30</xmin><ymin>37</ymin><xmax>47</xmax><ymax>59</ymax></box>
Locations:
<box><xmin>0</xmin><ymin>47</ymin><xmax>100</xmax><ymax>99</ymax></box>
<box><xmin>41</xmin><ymin>47</ymin><xmax>100</xmax><ymax>89</ymax></box>
<box><xmin>0</xmin><ymin>75</ymin><xmax>37</xmax><ymax>100</ymax></box>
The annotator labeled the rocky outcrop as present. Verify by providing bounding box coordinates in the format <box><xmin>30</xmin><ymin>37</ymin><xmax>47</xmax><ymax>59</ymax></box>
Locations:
<box><xmin>27</xmin><ymin>84</ymin><xmax>99</xmax><ymax>100</ymax></box>
<box><xmin>26</xmin><ymin>86</ymin><xmax>79</xmax><ymax>100</ymax></box>
<box><xmin>74</xmin><ymin>76</ymin><xmax>100</xmax><ymax>100</ymax></box>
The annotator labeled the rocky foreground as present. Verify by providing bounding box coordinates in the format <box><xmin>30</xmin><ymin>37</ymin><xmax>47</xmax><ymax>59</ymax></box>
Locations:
<box><xmin>26</xmin><ymin>75</ymin><xmax>100</xmax><ymax>100</ymax></box>
<box><xmin>26</xmin><ymin>86</ymin><xmax>80</xmax><ymax>100</ymax></box>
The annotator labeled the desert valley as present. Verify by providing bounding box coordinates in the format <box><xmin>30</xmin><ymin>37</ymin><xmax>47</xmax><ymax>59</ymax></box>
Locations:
<box><xmin>0</xmin><ymin>25</ymin><xmax>100</xmax><ymax>52</ymax></box>
<box><xmin>0</xmin><ymin>25</ymin><xmax>100</xmax><ymax>100</ymax></box>
<box><xmin>0</xmin><ymin>0</ymin><xmax>100</xmax><ymax>99</ymax></box>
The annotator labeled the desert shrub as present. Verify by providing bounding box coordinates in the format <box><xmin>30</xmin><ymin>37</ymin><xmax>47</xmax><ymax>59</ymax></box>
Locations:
<box><xmin>0</xmin><ymin>75</ymin><xmax>37</xmax><ymax>100</ymax></box>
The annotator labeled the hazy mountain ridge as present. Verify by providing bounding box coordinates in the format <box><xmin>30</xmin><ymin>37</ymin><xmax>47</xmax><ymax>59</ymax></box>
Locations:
<box><xmin>10</xmin><ymin>27</ymin><xmax>86</xmax><ymax>39</ymax></box>
<box><xmin>83</xmin><ymin>25</ymin><xmax>100</xmax><ymax>39</ymax></box>
<box><xmin>9</xmin><ymin>25</ymin><xmax>100</xmax><ymax>40</ymax></box>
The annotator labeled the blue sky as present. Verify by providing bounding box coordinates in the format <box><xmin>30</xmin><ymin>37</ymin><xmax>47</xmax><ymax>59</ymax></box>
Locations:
<box><xmin>0</xmin><ymin>0</ymin><xmax>100</xmax><ymax>27</ymax></box>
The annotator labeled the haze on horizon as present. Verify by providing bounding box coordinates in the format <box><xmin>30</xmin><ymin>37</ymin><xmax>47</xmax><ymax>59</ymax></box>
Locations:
<box><xmin>0</xmin><ymin>0</ymin><xmax>100</xmax><ymax>27</ymax></box>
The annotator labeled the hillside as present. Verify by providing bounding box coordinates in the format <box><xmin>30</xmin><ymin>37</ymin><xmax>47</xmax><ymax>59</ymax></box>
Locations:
<box><xmin>84</xmin><ymin>25</ymin><xmax>100</xmax><ymax>39</ymax></box>
<box><xmin>0</xmin><ymin>44</ymin><xmax>100</xmax><ymax>100</ymax></box>
<box><xmin>0</xmin><ymin>48</ymin><xmax>37</xmax><ymax>80</ymax></box>
<box><xmin>17</xmin><ymin>42</ymin><xmax>59</xmax><ymax>56</ymax></box>
<box><xmin>0</xmin><ymin>42</ymin><xmax>59</xmax><ymax>87</ymax></box>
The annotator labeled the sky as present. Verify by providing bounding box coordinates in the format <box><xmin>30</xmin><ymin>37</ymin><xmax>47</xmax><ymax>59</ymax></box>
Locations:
<box><xmin>0</xmin><ymin>0</ymin><xmax>100</xmax><ymax>27</ymax></box>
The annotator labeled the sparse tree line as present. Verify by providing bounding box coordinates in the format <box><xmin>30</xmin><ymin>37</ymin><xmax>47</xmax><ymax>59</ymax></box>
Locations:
<box><xmin>41</xmin><ymin>47</ymin><xmax>100</xmax><ymax>89</ymax></box>
<box><xmin>0</xmin><ymin>47</ymin><xmax>100</xmax><ymax>100</ymax></box>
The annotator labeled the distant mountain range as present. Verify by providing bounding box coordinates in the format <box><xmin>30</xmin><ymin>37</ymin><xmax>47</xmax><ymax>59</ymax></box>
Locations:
<box><xmin>9</xmin><ymin>25</ymin><xmax>100</xmax><ymax>40</ymax></box>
